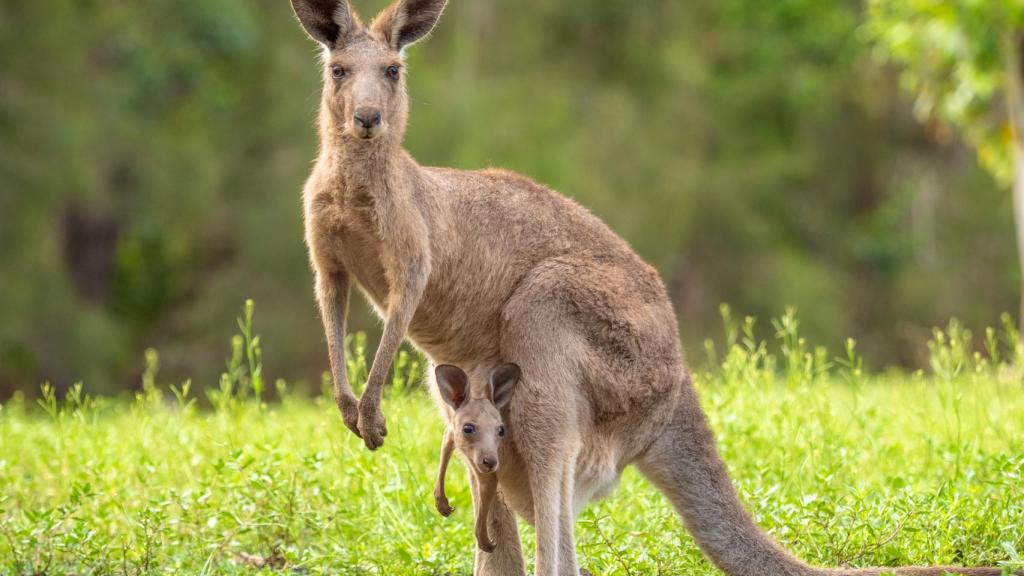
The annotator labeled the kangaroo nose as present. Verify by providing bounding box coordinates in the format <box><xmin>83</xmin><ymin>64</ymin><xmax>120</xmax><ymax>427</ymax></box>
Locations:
<box><xmin>353</xmin><ymin>108</ymin><xmax>382</xmax><ymax>129</ymax></box>
<box><xmin>481</xmin><ymin>456</ymin><xmax>497</xmax><ymax>471</ymax></box>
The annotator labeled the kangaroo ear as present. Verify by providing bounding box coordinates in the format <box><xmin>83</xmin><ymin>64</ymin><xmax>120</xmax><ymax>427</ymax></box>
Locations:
<box><xmin>436</xmin><ymin>364</ymin><xmax>469</xmax><ymax>409</ymax></box>
<box><xmin>371</xmin><ymin>0</ymin><xmax>447</xmax><ymax>52</ymax></box>
<box><xmin>290</xmin><ymin>0</ymin><xmax>359</xmax><ymax>48</ymax></box>
<box><xmin>488</xmin><ymin>363</ymin><xmax>520</xmax><ymax>410</ymax></box>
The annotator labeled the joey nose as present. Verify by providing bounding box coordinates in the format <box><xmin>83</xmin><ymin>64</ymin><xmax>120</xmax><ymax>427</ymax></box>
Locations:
<box><xmin>353</xmin><ymin>108</ymin><xmax>382</xmax><ymax>129</ymax></box>
<box><xmin>480</xmin><ymin>456</ymin><xmax>497</xmax><ymax>472</ymax></box>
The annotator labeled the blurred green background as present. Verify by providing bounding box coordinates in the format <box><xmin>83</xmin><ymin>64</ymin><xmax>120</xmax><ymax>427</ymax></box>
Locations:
<box><xmin>1</xmin><ymin>0</ymin><xmax>1020</xmax><ymax>397</ymax></box>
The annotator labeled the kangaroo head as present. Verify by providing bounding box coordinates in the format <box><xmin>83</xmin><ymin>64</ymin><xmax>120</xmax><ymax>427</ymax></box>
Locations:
<box><xmin>435</xmin><ymin>363</ymin><xmax>520</xmax><ymax>476</ymax></box>
<box><xmin>290</xmin><ymin>0</ymin><xmax>447</xmax><ymax>143</ymax></box>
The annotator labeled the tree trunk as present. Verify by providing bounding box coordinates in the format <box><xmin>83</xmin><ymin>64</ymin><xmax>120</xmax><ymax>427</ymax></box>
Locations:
<box><xmin>1005</xmin><ymin>33</ymin><xmax>1024</xmax><ymax>327</ymax></box>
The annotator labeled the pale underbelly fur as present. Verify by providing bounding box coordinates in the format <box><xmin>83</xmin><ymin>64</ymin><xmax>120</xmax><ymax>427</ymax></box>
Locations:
<box><xmin>492</xmin><ymin>440</ymin><xmax>623</xmax><ymax>526</ymax></box>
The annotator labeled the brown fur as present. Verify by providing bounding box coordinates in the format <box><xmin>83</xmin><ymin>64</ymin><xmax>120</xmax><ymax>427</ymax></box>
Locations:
<box><xmin>290</xmin><ymin>1</ymin><xmax>1016</xmax><ymax>575</ymax></box>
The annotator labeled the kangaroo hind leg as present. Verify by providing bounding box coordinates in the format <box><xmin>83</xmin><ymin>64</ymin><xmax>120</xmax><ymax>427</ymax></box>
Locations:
<box><xmin>501</xmin><ymin>308</ymin><xmax>586</xmax><ymax>575</ymax></box>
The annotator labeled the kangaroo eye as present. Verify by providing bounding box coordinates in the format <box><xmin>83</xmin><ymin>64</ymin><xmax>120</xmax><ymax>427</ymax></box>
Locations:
<box><xmin>386</xmin><ymin>64</ymin><xmax>400</xmax><ymax>79</ymax></box>
<box><xmin>331</xmin><ymin>65</ymin><xmax>345</xmax><ymax>79</ymax></box>
<box><xmin>462</xmin><ymin>424</ymin><xmax>476</xmax><ymax>435</ymax></box>
<box><xmin>497</xmin><ymin>426</ymin><xmax>506</xmax><ymax>437</ymax></box>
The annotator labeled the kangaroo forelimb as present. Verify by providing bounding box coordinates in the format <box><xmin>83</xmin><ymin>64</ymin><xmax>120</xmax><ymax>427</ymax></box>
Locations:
<box><xmin>434</xmin><ymin>429</ymin><xmax>455</xmax><ymax>517</ymax></box>
<box><xmin>315</xmin><ymin>268</ymin><xmax>360</xmax><ymax>436</ymax></box>
<box><xmin>357</xmin><ymin>258</ymin><xmax>429</xmax><ymax>449</ymax></box>
<box><xmin>474</xmin><ymin>474</ymin><xmax>498</xmax><ymax>554</ymax></box>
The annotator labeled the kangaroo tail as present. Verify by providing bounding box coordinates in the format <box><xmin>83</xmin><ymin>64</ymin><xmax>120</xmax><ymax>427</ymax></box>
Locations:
<box><xmin>636</xmin><ymin>375</ymin><xmax>1012</xmax><ymax>576</ymax></box>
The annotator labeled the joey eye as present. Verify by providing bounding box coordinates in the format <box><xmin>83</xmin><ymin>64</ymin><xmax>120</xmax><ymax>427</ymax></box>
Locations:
<box><xmin>462</xmin><ymin>424</ymin><xmax>476</xmax><ymax>435</ymax></box>
<box><xmin>386</xmin><ymin>64</ymin><xmax>400</xmax><ymax>79</ymax></box>
<box><xmin>497</xmin><ymin>426</ymin><xmax>506</xmax><ymax>438</ymax></box>
<box><xmin>330</xmin><ymin>65</ymin><xmax>345</xmax><ymax>79</ymax></box>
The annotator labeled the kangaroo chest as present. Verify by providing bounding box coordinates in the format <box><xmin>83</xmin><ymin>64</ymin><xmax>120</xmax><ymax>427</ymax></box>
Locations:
<box><xmin>308</xmin><ymin>172</ymin><xmax>503</xmax><ymax>363</ymax></box>
<box><xmin>337</xmin><ymin>224</ymin><xmax>391</xmax><ymax>312</ymax></box>
<box><xmin>309</xmin><ymin>188</ymin><xmax>392</xmax><ymax>311</ymax></box>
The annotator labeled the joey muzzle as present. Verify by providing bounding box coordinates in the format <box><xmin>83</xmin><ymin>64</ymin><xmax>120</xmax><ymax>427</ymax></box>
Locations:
<box><xmin>479</xmin><ymin>454</ymin><xmax>498</xmax><ymax>473</ymax></box>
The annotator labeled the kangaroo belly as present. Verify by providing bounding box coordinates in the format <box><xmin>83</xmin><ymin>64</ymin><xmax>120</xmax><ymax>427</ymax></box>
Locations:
<box><xmin>573</xmin><ymin>436</ymin><xmax>625</xmax><ymax>516</ymax></box>
<box><xmin>406</xmin><ymin>270</ymin><xmax>511</xmax><ymax>364</ymax></box>
<box><xmin>494</xmin><ymin>445</ymin><xmax>535</xmax><ymax>524</ymax></box>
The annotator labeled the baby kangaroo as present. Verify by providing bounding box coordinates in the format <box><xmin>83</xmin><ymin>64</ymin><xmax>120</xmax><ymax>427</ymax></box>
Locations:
<box><xmin>432</xmin><ymin>363</ymin><xmax>519</xmax><ymax>553</ymax></box>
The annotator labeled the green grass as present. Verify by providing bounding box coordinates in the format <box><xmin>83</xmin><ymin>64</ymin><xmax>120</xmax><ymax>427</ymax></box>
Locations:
<box><xmin>2</xmin><ymin>306</ymin><xmax>1023</xmax><ymax>575</ymax></box>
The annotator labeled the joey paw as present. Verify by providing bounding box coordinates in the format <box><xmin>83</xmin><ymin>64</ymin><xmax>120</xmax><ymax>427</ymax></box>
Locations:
<box><xmin>477</xmin><ymin>539</ymin><xmax>497</xmax><ymax>554</ymax></box>
<box><xmin>435</xmin><ymin>500</ymin><xmax>454</xmax><ymax>517</ymax></box>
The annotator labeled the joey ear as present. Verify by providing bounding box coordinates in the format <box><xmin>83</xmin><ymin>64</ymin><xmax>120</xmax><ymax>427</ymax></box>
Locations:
<box><xmin>371</xmin><ymin>0</ymin><xmax>448</xmax><ymax>52</ymax></box>
<box><xmin>488</xmin><ymin>363</ymin><xmax>520</xmax><ymax>410</ymax></box>
<box><xmin>290</xmin><ymin>0</ymin><xmax>359</xmax><ymax>48</ymax></box>
<box><xmin>436</xmin><ymin>364</ymin><xmax>469</xmax><ymax>409</ymax></box>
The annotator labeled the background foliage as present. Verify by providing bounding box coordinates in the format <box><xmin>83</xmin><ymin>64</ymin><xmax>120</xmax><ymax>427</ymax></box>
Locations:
<box><xmin>866</xmin><ymin>0</ymin><xmax>1024</xmax><ymax>182</ymax></box>
<box><xmin>1</xmin><ymin>0</ymin><xmax>1020</xmax><ymax>395</ymax></box>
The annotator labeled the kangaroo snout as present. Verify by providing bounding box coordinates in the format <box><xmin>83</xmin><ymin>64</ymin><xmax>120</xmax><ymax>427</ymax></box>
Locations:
<box><xmin>352</xmin><ymin>108</ymin><xmax>383</xmax><ymax>138</ymax></box>
<box><xmin>479</xmin><ymin>455</ymin><xmax>498</xmax><ymax>473</ymax></box>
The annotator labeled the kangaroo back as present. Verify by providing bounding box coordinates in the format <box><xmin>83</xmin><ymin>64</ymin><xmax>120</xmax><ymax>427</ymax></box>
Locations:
<box><xmin>637</xmin><ymin>377</ymin><xmax>1010</xmax><ymax>576</ymax></box>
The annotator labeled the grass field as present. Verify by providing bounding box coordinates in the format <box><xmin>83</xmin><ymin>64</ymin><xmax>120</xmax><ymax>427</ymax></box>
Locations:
<box><xmin>2</xmin><ymin>307</ymin><xmax>1023</xmax><ymax>575</ymax></box>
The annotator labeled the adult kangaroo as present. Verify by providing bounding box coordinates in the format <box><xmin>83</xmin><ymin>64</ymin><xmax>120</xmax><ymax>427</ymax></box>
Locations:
<box><xmin>290</xmin><ymin>1</ymin><xmax>1011</xmax><ymax>575</ymax></box>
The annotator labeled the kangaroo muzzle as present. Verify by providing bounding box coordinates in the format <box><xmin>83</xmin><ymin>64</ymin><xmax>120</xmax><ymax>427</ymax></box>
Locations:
<box><xmin>352</xmin><ymin>107</ymin><xmax>383</xmax><ymax>139</ymax></box>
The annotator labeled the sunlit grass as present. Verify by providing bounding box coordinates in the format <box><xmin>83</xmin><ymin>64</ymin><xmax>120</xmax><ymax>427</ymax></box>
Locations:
<box><xmin>2</xmin><ymin>306</ymin><xmax>1023</xmax><ymax>575</ymax></box>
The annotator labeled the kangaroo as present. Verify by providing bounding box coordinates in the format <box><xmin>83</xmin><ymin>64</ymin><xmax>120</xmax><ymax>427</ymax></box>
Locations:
<box><xmin>433</xmin><ymin>363</ymin><xmax>519</xmax><ymax>554</ymax></box>
<box><xmin>289</xmin><ymin>1</ymin><xmax>1016</xmax><ymax>574</ymax></box>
